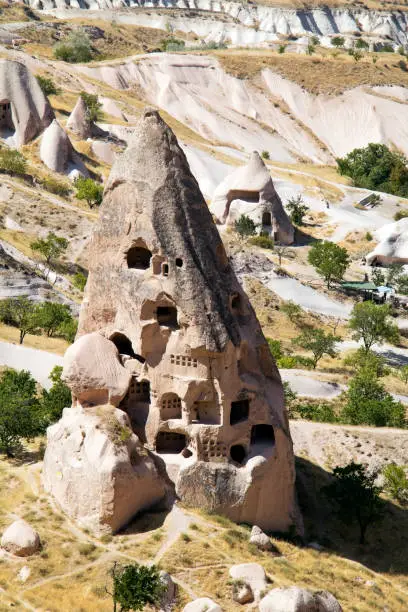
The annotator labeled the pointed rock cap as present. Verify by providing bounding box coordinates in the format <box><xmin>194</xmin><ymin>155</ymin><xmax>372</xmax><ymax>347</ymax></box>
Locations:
<box><xmin>40</xmin><ymin>119</ymin><xmax>73</xmax><ymax>173</ymax></box>
<box><xmin>67</xmin><ymin>96</ymin><xmax>91</xmax><ymax>139</ymax></box>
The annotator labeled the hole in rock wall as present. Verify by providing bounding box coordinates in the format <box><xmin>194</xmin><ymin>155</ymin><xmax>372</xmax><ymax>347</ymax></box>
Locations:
<box><xmin>176</xmin><ymin>258</ymin><xmax>183</xmax><ymax>268</ymax></box>
<box><xmin>230</xmin><ymin>293</ymin><xmax>242</xmax><ymax>313</ymax></box>
<box><xmin>161</xmin><ymin>393</ymin><xmax>182</xmax><ymax>419</ymax></box>
<box><xmin>230</xmin><ymin>444</ymin><xmax>246</xmax><ymax>464</ymax></box>
<box><xmin>156</xmin><ymin>431</ymin><xmax>186</xmax><ymax>454</ymax></box>
<box><xmin>157</xmin><ymin>306</ymin><xmax>178</xmax><ymax>328</ymax></box>
<box><xmin>0</xmin><ymin>101</ymin><xmax>14</xmax><ymax>139</ymax></box>
<box><xmin>193</xmin><ymin>401</ymin><xmax>220</xmax><ymax>425</ymax></box>
<box><xmin>133</xmin><ymin>379</ymin><xmax>150</xmax><ymax>402</ymax></box>
<box><xmin>230</xmin><ymin>399</ymin><xmax>250</xmax><ymax>425</ymax></box>
<box><xmin>250</xmin><ymin>424</ymin><xmax>275</xmax><ymax>445</ymax></box>
<box><xmin>110</xmin><ymin>332</ymin><xmax>136</xmax><ymax>358</ymax></box>
<box><xmin>127</xmin><ymin>245</ymin><xmax>152</xmax><ymax>270</ymax></box>
<box><xmin>162</xmin><ymin>263</ymin><xmax>169</xmax><ymax>276</ymax></box>
<box><xmin>262</xmin><ymin>211</ymin><xmax>272</xmax><ymax>227</ymax></box>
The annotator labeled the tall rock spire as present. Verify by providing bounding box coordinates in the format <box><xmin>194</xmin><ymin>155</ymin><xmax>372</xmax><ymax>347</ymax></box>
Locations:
<box><xmin>45</xmin><ymin>109</ymin><xmax>299</xmax><ymax>534</ymax></box>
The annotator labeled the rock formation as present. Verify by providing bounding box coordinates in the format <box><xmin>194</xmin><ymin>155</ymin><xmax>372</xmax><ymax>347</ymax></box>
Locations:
<box><xmin>0</xmin><ymin>60</ymin><xmax>54</xmax><ymax>147</ymax></box>
<box><xmin>1</xmin><ymin>520</ymin><xmax>40</xmax><ymax>557</ymax></box>
<box><xmin>66</xmin><ymin>96</ymin><xmax>91</xmax><ymax>139</ymax></box>
<box><xmin>259</xmin><ymin>586</ymin><xmax>342</xmax><ymax>611</ymax></box>
<box><xmin>366</xmin><ymin>218</ymin><xmax>408</xmax><ymax>266</ymax></box>
<box><xmin>44</xmin><ymin>108</ymin><xmax>298</xmax><ymax>534</ymax></box>
<box><xmin>210</xmin><ymin>152</ymin><xmax>294</xmax><ymax>244</ymax></box>
<box><xmin>229</xmin><ymin>563</ymin><xmax>267</xmax><ymax>603</ymax></box>
<box><xmin>40</xmin><ymin>119</ymin><xmax>88</xmax><ymax>177</ymax></box>
<box><xmin>183</xmin><ymin>599</ymin><xmax>222</xmax><ymax>612</ymax></box>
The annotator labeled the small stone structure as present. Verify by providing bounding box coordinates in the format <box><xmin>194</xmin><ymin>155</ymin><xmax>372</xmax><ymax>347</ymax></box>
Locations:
<box><xmin>0</xmin><ymin>60</ymin><xmax>54</xmax><ymax>147</ymax></box>
<box><xmin>210</xmin><ymin>151</ymin><xmax>294</xmax><ymax>244</ymax></box>
<box><xmin>44</xmin><ymin>109</ymin><xmax>298</xmax><ymax>534</ymax></box>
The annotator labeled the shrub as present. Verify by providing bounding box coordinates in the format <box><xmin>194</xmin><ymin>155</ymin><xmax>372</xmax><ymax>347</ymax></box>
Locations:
<box><xmin>161</xmin><ymin>37</ymin><xmax>185</xmax><ymax>52</ymax></box>
<box><xmin>394</xmin><ymin>209</ymin><xmax>408</xmax><ymax>221</ymax></box>
<box><xmin>0</xmin><ymin>148</ymin><xmax>27</xmax><ymax>176</ymax></box>
<box><xmin>286</xmin><ymin>194</ymin><xmax>309</xmax><ymax>226</ymax></box>
<box><xmin>261</xmin><ymin>150</ymin><xmax>270</xmax><ymax>160</ymax></box>
<box><xmin>36</xmin><ymin>75</ymin><xmax>60</xmax><ymax>96</ymax></box>
<box><xmin>280</xmin><ymin>300</ymin><xmax>302</xmax><ymax>323</ymax></box>
<box><xmin>297</xmin><ymin>402</ymin><xmax>337</xmax><ymax>423</ymax></box>
<box><xmin>378</xmin><ymin>43</ymin><xmax>394</xmax><ymax>53</ymax></box>
<box><xmin>71</xmin><ymin>272</ymin><xmax>87</xmax><ymax>292</ymax></box>
<box><xmin>278</xmin><ymin>44</ymin><xmax>286</xmax><ymax>54</ymax></box>
<box><xmin>40</xmin><ymin>176</ymin><xmax>71</xmax><ymax>197</ymax></box>
<box><xmin>40</xmin><ymin>366</ymin><xmax>71</xmax><ymax>425</ymax></box>
<box><xmin>332</xmin><ymin>36</ymin><xmax>345</xmax><ymax>48</ymax></box>
<box><xmin>80</xmin><ymin>92</ymin><xmax>103</xmax><ymax>122</ymax></box>
<box><xmin>310</xmin><ymin>35</ymin><xmax>320</xmax><ymax>46</ymax></box>
<box><xmin>365</xmin><ymin>231</ymin><xmax>373</xmax><ymax>241</ymax></box>
<box><xmin>277</xmin><ymin>356</ymin><xmax>298</xmax><ymax>369</ymax></box>
<box><xmin>53</xmin><ymin>31</ymin><xmax>93</xmax><ymax>63</ymax></box>
<box><xmin>234</xmin><ymin>214</ymin><xmax>257</xmax><ymax>237</ymax></box>
<box><xmin>248</xmin><ymin>234</ymin><xmax>274</xmax><ymax>249</ymax></box>
<box><xmin>382</xmin><ymin>463</ymin><xmax>408</xmax><ymax>505</ymax></box>
<box><xmin>355</xmin><ymin>38</ymin><xmax>369</xmax><ymax>50</ymax></box>
<box><xmin>267</xmin><ymin>338</ymin><xmax>282</xmax><ymax>360</ymax></box>
<box><xmin>110</xmin><ymin>562</ymin><xmax>164</xmax><ymax>611</ymax></box>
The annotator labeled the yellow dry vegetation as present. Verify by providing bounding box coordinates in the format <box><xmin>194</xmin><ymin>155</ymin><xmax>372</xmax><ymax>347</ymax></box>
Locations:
<box><xmin>270</xmin><ymin>165</ymin><xmax>344</xmax><ymax>203</ymax></box>
<box><xmin>0</xmin><ymin>323</ymin><xmax>69</xmax><ymax>355</ymax></box>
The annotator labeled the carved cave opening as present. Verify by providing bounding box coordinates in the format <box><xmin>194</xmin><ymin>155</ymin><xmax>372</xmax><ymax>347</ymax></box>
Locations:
<box><xmin>176</xmin><ymin>258</ymin><xmax>183</xmax><ymax>268</ymax></box>
<box><xmin>251</xmin><ymin>424</ymin><xmax>275</xmax><ymax>445</ymax></box>
<box><xmin>230</xmin><ymin>399</ymin><xmax>249</xmax><ymax>425</ymax></box>
<box><xmin>262</xmin><ymin>211</ymin><xmax>272</xmax><ymax>227</ymax></box>
<box><xmin>157</xmin><ymin>306</ymin><xmax>178</xmax><ymax>328</ymax></box>
<box><xmin>110</xmin><ymin>332</ymin><xmax>136</xmax><ymax>358</ymax></box>
<box><xmin>161</xmin><ymin>393</ymin><xmax>182</xmax><ymax>420</ymax></box>
<box><xmin>127</xmin><ymin>246</ymin><xmax>152</xmax><ymax>270</ymax></box>
<box><xmin>0</xmin><ymin>101</ymin><xmax>14</xmax><ymax>138</ymax></box>
<box><xmin>230</xmin><ymin>444</ymin><xmax>246</xmax><ymax>464</ymax></box>
<box><xmin>156</xmin><ymin>431</ymin><xmax>186</xmax><ymax>454</ymax></box>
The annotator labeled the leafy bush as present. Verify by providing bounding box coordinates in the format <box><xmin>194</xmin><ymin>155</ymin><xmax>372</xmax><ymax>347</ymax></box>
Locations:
<box><xmin>337</xmin><ymin>143</ymin><xmax>408</xmax><ymax>197</ymax></box>
<box><xmin>248</xmin><ymin>234</ymin><xmax>274</xmax><ymax>249</ymax></box>
<box><xmin>72</xmin><ymin>271</ymin><xmax>87</xmax><ymax>292</ymax></box>
<box><xmin>267</xmin><ymin>338</ymin><xmax>282</xmax><ymax>360</ymax></box>
<box><xmin>110</xmin><ymin>562</ymin><xmax>164</xmax><ymax>611</ymax></box>
<box><xmin>40</xmin><ymin>366</ymin><xmax>71</xmax><ymax>425</ymax></box>
<box><xmin>80</xmin><ymin>92</ymin><xmax>103</xmax><ymax>122</ymax></box>
<box><xmin>286</xmin><ymin>194</ymin><xmax>309</xmax><ymax>225</ymax></box>
<box><xmin>234</xmin><ymin>214</ymin><xmax>257</xmax><ymax>237</ymax></box>
<box><xmin>53</xmin><ymin>31</ymin><xmax>93</xmax><ymax>63</ymax></box>
<box><xmin>277</xmin><ymin>355</ymin><xmax>298</xmax><ymax>369</ymax></box>
<box><xmin>365</xmin><ymin>231</ymin><xmax>373</xmax><ymax>241</ymax></box>
<box><xmin>355</xmin><ymin>38</ymin><xmax>369</xmax><ymax>50</ymax></box>
<box><xmin>280</xmin><ymin>300</ymin><xmax>302</xmax><ymax>323</ymax></box>
<box><xmin>332</xmin><ymin>36</ymin><xmax>345</xmax><ymax>48</ymax></box>
<box><xmin>394</xmin><ymin>209</ymin><xmax>408</xmax><ymax>221</ymax></box>
<box><xmin>261</xmin><ymin>150</ymin><xmax>270</xmax><ymax>160</ymax></box>
<box><xmin>75</xmin><ymin>177</ymin><xmax>103</xmax><ymax>208</ymax></box>
<box><xmin>278</xmin><ymin>44</ymin><xmax>286</xmax><ymax>54</ymax></box>
<box><xmin>40</xmin><ymin>176</ymin><xmax>71</xmax><ymax>197</ymax></box>
<box><xmin>378</xmin><ymin>43</ymin><xmax>394</xmax><ymax>53</ymax></box>
<box><xmin>297</xmin><ymin>402</ymin><xmax>337</xmax><ymax>423</ymax></box>
<box><xmin>0</xmin><ymin>148</ymin><xmax>27</xmax><ymax>176</ymax></box>
<box><xmin>161</xmin><ymin>37</ymin><xmax>185</xmax><ymax>52</ymax></box>
<box><xmin>382</xmin><ymin>463</ymin><xmax>408</xmax><ymax>505</ymax></box>
<box><xmin>36</xmin><ymin>75</ymin><xmax>60</xmax><ymax>96</ymax></box>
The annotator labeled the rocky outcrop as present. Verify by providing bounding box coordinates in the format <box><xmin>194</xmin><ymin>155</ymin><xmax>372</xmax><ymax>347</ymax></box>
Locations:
<box><xmin>66</xmin><ymin>96</ymin><xmax>91</xmax><ymax>139</ymax></box>
<box><xmin>1</xmin><ymin>520</ymin><xmax>40</xmax><ymax>557</ymax></box>
<box><xmin>249</xmin><ymin>525</ymin><xmax>273</xmax><ymax>551</ymax></box>
<box><xmin>229</xmin><ymin>563</ymin><xmax>267</xmax><ymax>603</ymax></box>
<box><xmin>0</xmin><ymin>59</ymin><xmax>54</xmax><ymax>147</ymax></box>
<box><xmin>259</xmin><ymin>587</ymin><xmax>342</xmax><ymax>611</ymax></box>
<box><xmin>210</xmin><ymin>152</ymin><xmax>294</xmax><ymax>244</ymax></box>
<box><xmin>40</xmin><ymin>119</ymin><xmax>88</xmax><ymax>177</ymax></box>
<box><xmin>42</xmin><ymin>405</ymin><xmax>167</xmax><ymax>534</ymax></box>
<box><xmin>366</xmin><ymin>218</ymin><xmax>408</xmax><ymax>266</ymax></box>
<box><xmin>46</xmin><ymin>107</ymin><xmax>298</xmax><ymax>534</ymax></box>
<box><xmin>183</xmin><ymin>599</ymin><xmax>222</xmax><ymax>612</ymax></box>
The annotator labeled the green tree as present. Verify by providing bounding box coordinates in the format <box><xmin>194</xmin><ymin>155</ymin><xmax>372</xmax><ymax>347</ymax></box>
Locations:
<box><xmin>234</xmin><ymin>214</ymin><xmax>257</xmax><ymax>238</ymax></box>
<box><xmin>286</xmin><ymin>195</ymin><xmax>309</xmax><ymax>225</ymax></box>
<box><xmin>109</xmin><ymin>562</ymin><xmax>164</xmax><ymax>612</ymax></box>
<box><xmin>80</xmin><ymin>92</ymin><xmax>103</xmax><ymax>122</ymax></box>
<box><xmin>332</xmin><ymin>36</ymin><xmax>345</xmax><ymax>48</ymax></box>
<box><xmin>40</xmin><ymin>366</ymin><xmax>71</xmax><ymax>425</ymax></box>
<box><xmin>71</xmin><ymin>271</ymin><xmax>87</xmax><ymax>291</ymax></box>
<box><xmin>36</xmin><ymin>75</ymin><xmax>60</xmax><ymax>97</ymax></box>
<box><xmin>355</xmin><ymin>38</ymin><xmax>369</xmax><ymax>50</ymax></box>
<box><xmin>267</xmin><ymin>338</ymin><xmax>282</xmax><ymax>361</ymax></box>
<box><xmin>292</xmin><ymin>328</ymin><xmax>339</xmax><ymax>369</ymax></box>
<box><xmin>337</xmin><ymin>143</ymin><xmax>408</xmax><ymax>197</ymax></box>
<box><xmin>0</xmin><ymin>297</ymin><xmax>39</xmax><ymax>344</ymax></box>
<box><xmin>75</xmin><ymin>177</ymin><xmax>104</xmax><ymax>208</ymax></box>
<box><xmin>57</xmin><ymin>317</ymin><xmax>78</xmax><ymax>343</ymax></box>
<box><xmin>31</xmin><ymin>231</ymin><xmax>68</xmax><ymax>276</ymax></box>
<box><xmin>349</xmin><ymin>302</ymin><xmax>399</xmax><ymax>352</ymax></box>
<box><xmin>371</xmin><ymin>268</ymin><xmax>385</xmax><ymax>286</ymax></box>
<box><xmin>308</xmin><ymin>240</ymin><xmax>350</xmax><ymax>288</ymax></box>
<box><xmin>35</xmin><ymin>302</ymin><xmax>72</xmax><ymax>337</ymax></box>
<box><xmin>281</xmin><ymin>300</ymin><xmax>302</xmax><ymax>323</ymax></box>
<box><xmin>324</xmin><ymin>462</ymin><xmax>384</xmax><ymax>544</ymax></box>
<box><xmin>0</xmin><ymin>369</ymin><xmax>43</xmax><ymax>456</ymax></box>
<box><xmin>382</xmin><ymin>463</ymin><xmax>408</xmax><ymax>505</ymax></box>
<box><xmin>0</xmin><ymin>148</ymin><xmax>27</xmax><ymax>176</ymax></box>
<box><xmin>53</xmin><ymin>30</ymin><xmax>93</xmax><ymax>63</ymax></box>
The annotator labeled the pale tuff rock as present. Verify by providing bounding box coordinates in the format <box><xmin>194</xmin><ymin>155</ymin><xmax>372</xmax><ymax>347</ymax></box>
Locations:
<box><xmin>229</xmin><ymin>563</ymin><xmax>267</xmax><ymax>602</ymax></box>
<box><xmin>249</xmin><ymin>525</ymin><xmax>273</xmax><ymax>551</ymax></box>
<box><xmin>210</xmin><ymin>151</ymin><xmax>294</xmax><ymax>244</ymax></box>
<box><xmin>48</xmin><ymin>108</ymin><xmax>298</xmax><ymax>534</ymax></box>
<box><xmin>259</xmin><ymin>587</ymin><xmax>342</xmax><ymax>612</ymax></box>
<box><xmin>62</xmin><ymin>331</ymin><xmax>132</xmax><ymax>407</ymax></box>
<box><xmin>366</xmin><ymin>218</ymin><xmax>408</xmax><ymax>266</ymax></box>
<box><xmin>183</xmin><ymin>598</ymin><xmax>222</xmax><ymax>612</ymax></box>
<box><xmin>1</xmin><ymin>520</ymin><xmax>40</xmax><ymax>557</ymax></box>
<box><xmin>66</xmin><ymin>96</ymin><xmax>91</xmax><ymax>139</ymax></box>
<box><xmin>42</xmin><ymin>405</ymin><xmax>167</xmax><ymax>534</ymax></box>
<box><xmin>0</xmin><ymin>60</ymin><xmax>54</xmax><ymax>147</ymax></box>
<box><xmin>40</xmin><ymin>119</ymin><xmax>89</xmax><ymax>177</ymax></box>
<box><xmin>159</xmin><ymin>571</ymin><xmax>177</xmax><ymax>612</ymax></box>
<box><xmin>232</xmin><ymin>582</ymin><xmax>253</xmax><ymax>605</ymax></box>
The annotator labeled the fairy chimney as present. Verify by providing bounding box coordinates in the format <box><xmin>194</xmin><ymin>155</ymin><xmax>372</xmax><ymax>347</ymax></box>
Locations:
<box><xmin>48</xmin><ymin>109</ymin><xmax>299</xmax><ymax>533</ymax></box>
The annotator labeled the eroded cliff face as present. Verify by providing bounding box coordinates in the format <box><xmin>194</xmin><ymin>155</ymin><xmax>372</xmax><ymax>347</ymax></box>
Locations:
<box><xmin>22</xmin><ymin>0</ymin><xmax>408</xmax><ymax>48</ymax></box>
<box><xmin>44</xmin><ymin>108</ymin><xmax>299</xmax><ymax>534</ymax></box>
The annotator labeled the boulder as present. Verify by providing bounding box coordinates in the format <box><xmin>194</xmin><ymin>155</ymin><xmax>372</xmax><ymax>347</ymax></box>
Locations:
<box><xmin>232</xmin><ymin>581</ymin><xmax>253</xmax><ymax>604</ymax></box>
<box><xmin>62</xmin><ymin>332</ymin><xmax>132</xmax><ymax>407</ymax></box>
<box><xmin>67</xmin><ymin>96</ymin><xmax>91</xmax><ymax>139</ymax></box>
<box><xmin>0</xmin><ymin>59</ymin><xmax>54</xmax><ymax>147</ymax></box>
<box><xmin>229</xmin><ymin>563</ymin><xmax>267</xmax><ymax>601</ymax></box>
<box><xmin>42</xmin><ymin>405</ymin><xmax>167</xmax><ymax>534</ymax></box>
<box><xmin>1</xmin><ymin>520</ymin><xmax>40</xmax><ymax>557</ymax></box>
<box><xmin>210</xmin><ymin>151</ymin><xmax>294</xmax><ymax>244</ymax></box>
<box><xmin>250</xmin><ymin>525</ymin><xmax>272</xmax><ymax>551</ymax></box>
<box><xmin>259</xmin><ymin>586</ymin><xmax>342</xmax><ymax>611</ymax></box>
<box><xmin>183</xmin><ymin>598</ymin><xmax>222</xmax><ymax>612</ymax></box>
<box><xmin>159</xmin><ymin>571</ymin><xmax>177</xmax><ymax>611</ymax></box>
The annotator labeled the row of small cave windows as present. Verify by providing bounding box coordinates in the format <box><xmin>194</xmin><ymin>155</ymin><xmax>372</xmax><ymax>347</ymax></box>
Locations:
<box><xmin>127</xmin><ymin>246</ymin><xmax>182</xmax><ymax>274</ymax></box>
<box><xmin>155</xmin><ymin>425</ymin><xmax>275</xmax><ymax>464</ymax></box>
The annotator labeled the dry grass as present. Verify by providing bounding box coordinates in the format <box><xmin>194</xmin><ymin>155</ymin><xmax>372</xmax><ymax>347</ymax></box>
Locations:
<box><xmin>0</xmin><ymin>322</ymin><xmax>69</xmax><ymax>355</ymax></box>
<box><xmin>270</xmin><ymin>166</ymin><xmax>344</xmax><ymax>203</ymax></box>
<box><xmin>215</xmin><ymin>49</ymin><xmax>408</xmax><ymax>95</ymax></box>
<box><xmin>0</xmin><ymin>228</ymin><xmax>37</xmax><ymax>259</ymax></box>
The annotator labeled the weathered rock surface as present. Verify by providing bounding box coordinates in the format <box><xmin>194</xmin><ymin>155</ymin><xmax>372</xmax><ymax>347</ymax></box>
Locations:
<box><xmin>0</xmin><ymin>59</ymin><xmax>54</xmax><ymax>147</ymax></box>
<box><xmin>210</xmin><ymin>151</ymin><xmax>294</xmax><ymax>244</ymax></box>
<box><xmin>259</xmin><ymin>586</ymin><xmax>342</xmax><ymax>611</ymax></box>
<box><xmin>40</xmin><ymin>119</ymin><xmax>73</xmax><ymax>173</ymax></box>
<box><xmin>229</xmin><ymin>563</ymin><xmax>267</xmax><ymax>602</ymax></box>
<box><xmin>183</xmin><ymin>598</ymin><xmax>222</xmax><ymax>612</ymax></box>
<box><xmin>50</xmin><ymin>107</ymin><xmax>298</xmax><ymax>534</ymax></box>
<box><xmin>159</xmin><ymin>570</ymin><xmax>177</xmax><ymax>611</ymax></box>
<box><xmin>232</xmin><ymin>581</ymin><xmax>254</xmax><ymax>604</ymax></box>
<box><xmin>42</xmin><ymin>405</ymin><xmax>167</xmax><ymax>534</ymax></box>
<box><xmin>249</xmin><ymin>525</ymin><xmax>272</xmax><ymax>551</ymax></box>
<box><xmin>66</xmin><ymin>96</ymin><xmax>91</xmax><ymax>139</ymax></box>
<box><xmin>1</xmin><ymin>520</ymin><xmax>40</xmax><ymax>557</ymax></box>
<box><xmin>62</xmin><ymin>331</ymin><xmax>132</xmax><ymax>407</ymax></box>
<box><xmin>366</xmin><ymin>218</ymin><xmax>408</xmax><ymax>266</ymax></box>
